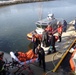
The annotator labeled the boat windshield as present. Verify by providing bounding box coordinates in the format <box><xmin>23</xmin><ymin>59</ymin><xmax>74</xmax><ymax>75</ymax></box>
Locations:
<box><xmin>36</xmin><ymin>24</ymin><xmax>47</xmax><ymax>29</ymax></box>
<box><xmin>36</xmin><ymin>18</ymin><xmax>52</xmax><ymax>29</ymax></box>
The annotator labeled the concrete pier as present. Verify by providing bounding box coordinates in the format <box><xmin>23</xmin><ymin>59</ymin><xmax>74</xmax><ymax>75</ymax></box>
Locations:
<box><xmin>0</xmin><ymin>0</ymin><xmax>49</xmax><ymax>6</ymax></box>
<box><xmin>0</xmin><ymin>1</ymin><xmax>34</xmax><ymax>6</ymax></box>
<box><xmin>2</xmin><ymin>23</ymin><xmax>76</xmax><ymax>75</ymax></box>
<box><xmin>0</xmin><ymin>0</ymin><xmax>55</xmax><ymax>6</ymax></box>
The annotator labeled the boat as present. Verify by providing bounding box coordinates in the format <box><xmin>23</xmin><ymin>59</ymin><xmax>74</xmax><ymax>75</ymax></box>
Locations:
<box><xmin>27</xmin><ymin>13</ymin><xmax>59</xmax><ymax>41</ymax></box>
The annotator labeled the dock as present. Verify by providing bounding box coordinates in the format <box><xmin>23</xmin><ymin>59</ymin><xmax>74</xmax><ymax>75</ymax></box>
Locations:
<box><xmin>0</xmin><ymin>0</ymin><xmax>52</xmax><ymax>6</ymax></box>
<box><xmin>2</xmin><ymin>22</ymin><xmax>76</xmax><ymax>75</ymax></box>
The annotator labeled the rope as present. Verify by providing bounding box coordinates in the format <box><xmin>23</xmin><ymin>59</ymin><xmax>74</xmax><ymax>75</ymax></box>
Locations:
<box><xmin>52</xmin><ymin>35</ymin><xmax>74</xmax><ymax>65</ymax></box>
<box><xmin>45</xmin><ymin>34</ymin><xmax>76</xmax><ymax>75</ymax></box>
<box><xmin>45</xmin><ymin>70</ymin><xmax>52</xmax><ymax>75</ymax></box>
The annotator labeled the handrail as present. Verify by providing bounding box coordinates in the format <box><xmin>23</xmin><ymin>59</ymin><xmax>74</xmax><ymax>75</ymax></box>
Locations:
<box><xmin>52</xmin><ymin>34</ymin><xmax>76</xmax><ymax>67</ymax></box>
<box><xmin>45</xmin><ymin>34</ymin><xmax>76</xmax><ymax>75</ymax></box>
<box><xmin>52</xmin><ymin>38</ymin><xmax>76</xmax><ymax>72</ymax></box>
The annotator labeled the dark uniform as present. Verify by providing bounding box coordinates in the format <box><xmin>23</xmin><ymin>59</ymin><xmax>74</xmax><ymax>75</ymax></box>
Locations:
<box><xmin>74</xmin><ymin>19</ymin><xmax>76</xmax><ymax>32</ymax></box>
<box><xmin>32</xmin><ymin>35</ymin><xmax>40</xmax><ymax>54</ymax></box>
<box><xmin>35</xmin><ymin>45</ymin><xmax>46</xmax><ymax>72</ymax></box>
<box><xmin>63</xmin><ymin>20</ymin><xmax>67</xmax><ymax>32</ymax></box>
<box><xmin>49</xmin><ymin>34</ymin><xmax>56</xmax><ymax>53</ymax></box>
<box><xmin>42</xmin><ymin>30</ymin><xmax>48</xmax><ymax>47</ymax></box>
<box><xmin>51</xmin><ymin>35</ymin><xmax>56</xmax><ymax>53</ymax></box>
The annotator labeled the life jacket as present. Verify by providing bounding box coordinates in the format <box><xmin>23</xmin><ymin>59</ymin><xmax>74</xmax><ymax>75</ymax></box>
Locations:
<box><xmin>17</xmin><ymin>52</ymin><xmax>27</xmax><ymax>62</ymax></box>
<box><xmin>55</xmin><ymin>36</ymin><xmax>58</xmax><ymax>42</ymax></box>
<box><xmin>57</xmin><ymin>26</ymin><xmax>62</xmax><ymax>34</ymax></box>
<box><xmin>69</xmin><ymin>48</ymin><xmax>76</xmax><ymax>72</ymax></box>
<box><xmin>45</xmin><ymin>26</ymin><xmax>53</xmax><ymax>32</ymax></box>
<box><xmin>35</xmin><ymin>34</ymin><xmax>42</xmax><ymax>41</ymax></box>
<box><xmin>26</xmin><ymin>49</ymin><xmax>37</xmax><ymax>60</ymax></box>
<box><xmin>17</xmin><ymin>50</ymin><xmax>37</xmax><ymax>62</ymax></box>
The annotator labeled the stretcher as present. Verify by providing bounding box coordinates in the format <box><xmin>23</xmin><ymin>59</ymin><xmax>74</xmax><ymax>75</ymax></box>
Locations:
<box><xmin>9</xmin><ymin>51</ymin><xmax>39</xmax><ymax>75</ymax></box>
<box><xmin>10</xmin><ymin>51</ymin><xmax>38</xmax><ymax>65</ymax></box>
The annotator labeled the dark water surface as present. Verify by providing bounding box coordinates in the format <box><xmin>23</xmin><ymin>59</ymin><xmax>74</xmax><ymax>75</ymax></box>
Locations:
<box><xmin>0</xmin><ymin>0</ymin><xmax>76</xmax><ymax>53</ymax></box>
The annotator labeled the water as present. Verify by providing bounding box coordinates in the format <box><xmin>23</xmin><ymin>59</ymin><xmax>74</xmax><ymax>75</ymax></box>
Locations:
<box><xmin>0</xmin><ymin>0</ymin><xmax>76</xmax><ymax>53</ymax></box>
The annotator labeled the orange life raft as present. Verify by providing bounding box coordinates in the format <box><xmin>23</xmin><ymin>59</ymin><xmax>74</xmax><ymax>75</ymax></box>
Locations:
<box><xmin>69</xmin><ymin>48</ymin><xmax>76</xmax><ymax>72</ymax></box>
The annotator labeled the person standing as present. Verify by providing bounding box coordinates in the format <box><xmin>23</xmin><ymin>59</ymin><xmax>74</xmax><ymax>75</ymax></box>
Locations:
<box><xmin>63</xmin><ymin>20</ymin><xmax>67</xmax><ymax>32</ymax></box>
<box><xmin>32</xmin><ymin>34</ymin><xmax>40</xmax><ymax>54</ymax></box>
<box><xmin>57</xmin><ymin>22</ymin><xmax>63</xmax><ymax>43</ymax></box>
<box><xmin>42</xmin><ymin>30</ymin><xmax>48</xmax><ymax>47</ymax></box>
<box><xmin>74</xmin><ymin>19</ymin><xmax>76</xmax><ymax>32</ymax></box>
<box><xmin>45</xmin><ymin>25</ymin><xmax>53</xmax><ymax>33</ymax></box>
<box><xmin>35</xmin><ymin>44</ymin><xmax>46</xmax><ymax>72</ymax></box>
<box><xmin>49</xmin><ymin>33</ymin><xmax>57</xmax><ymax>53</ymax></box>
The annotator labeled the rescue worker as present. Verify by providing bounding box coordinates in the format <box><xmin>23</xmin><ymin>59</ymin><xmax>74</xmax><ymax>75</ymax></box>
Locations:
<box><xmin>74</xmin><ymin>19</ymin><xmax>76</xmax><ymax>32</ymax></box>
<box><xmin>45</xmin><ymin>25</ymin><xmax>53</xmax><ymax>33</ymax></box>
<box><xmin>32</xmin><ymin>34</ymin><xmax>40</xmax><ymax>54</ymax></box>
<box><xmin>35</xmin><ymin>44</ymin><xmax>46</xmax><ymax>72</ymax></box>
<box><xmin>0</xmin><ymin>52</ymin><xmax>6</xmax><ymax>75</ymax></box>
<box><xmin>63</xmin><ymin>20</ymin><xmax>67</xmax><ymax>32</ymax></box>
<box><xmin>42</xmin><ymin>30</ymin><xmax>48</xmax><ymax>47</ymax></box>
<box><xmin>57</xmin><ymin>22</ymin><xmax>63</xmax><ymax>42</ymax></box>
<box><xmin>48</xmin><ymin>33</ymin><xmax>57</xmax><ymax>53</ymax></box>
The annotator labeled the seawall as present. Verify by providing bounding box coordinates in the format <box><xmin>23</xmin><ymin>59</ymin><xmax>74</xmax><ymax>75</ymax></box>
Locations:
<box><xmin>0</xmin><ymin>0</ymin><xmax>54</xmax><ymax>6</ymax></box>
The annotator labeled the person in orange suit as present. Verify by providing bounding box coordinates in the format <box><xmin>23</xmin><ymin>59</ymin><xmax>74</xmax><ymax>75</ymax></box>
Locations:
<box><xmin>45</xmin><ymin>25</ymin><xmax>53</xmax><ymax>34</ymax></box>
<box><xmin>57</xmin><ymin>22</ymin><xmax>63</xmax><ymax>42</ymax></box>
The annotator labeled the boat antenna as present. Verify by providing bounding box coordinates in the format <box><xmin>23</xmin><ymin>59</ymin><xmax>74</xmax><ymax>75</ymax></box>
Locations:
<box><xmin>38</xmin><ymin>2</ymin><xmax>42</xmax><ymax>20</ymax></box>
<box><xmin>48</xmin><ymin>9</ymin><xmax>52</xmax><ymax>14</ymax></box>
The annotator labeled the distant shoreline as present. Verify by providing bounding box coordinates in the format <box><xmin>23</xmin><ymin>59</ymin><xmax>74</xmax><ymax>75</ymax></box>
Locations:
<box><xmin>0</xmin><ymin>0</ymin><xmax>55</xmax><ymax>7</ymax></box>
